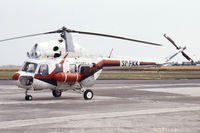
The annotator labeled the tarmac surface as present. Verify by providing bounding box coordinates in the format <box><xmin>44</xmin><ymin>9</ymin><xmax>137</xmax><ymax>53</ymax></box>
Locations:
<box><xmin>0</xmin><ymin>79</ymin><xmax>200</xmax><ymax>133</ymax></box>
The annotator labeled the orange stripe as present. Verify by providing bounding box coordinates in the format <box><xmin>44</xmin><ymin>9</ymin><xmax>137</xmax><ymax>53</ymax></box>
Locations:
<box><xmin>96</xmin><ymin>60</ymin><xmax>120</xmax><ymax>67</ymax></box>
<box><xmin>140</xmin><ymin>61</ymin><xmax>156</xmax><ymax>65</ymax></box>
<box><xmin>60</xmin><ymin>53</ymin><xmax>69</xmax><ymax>64</ymax></box>
<box><xmin>79</xmin><ymin>60</ymin><xmax>120</xmax><ymax>81</ymax></box>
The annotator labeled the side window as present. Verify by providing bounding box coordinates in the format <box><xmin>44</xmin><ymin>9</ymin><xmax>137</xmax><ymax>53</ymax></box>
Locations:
<box><xmin>56</xmin><ymin>64</ymin><xmax>63</xmax><ymax>73</ymax></box>
<box><xmin>38</xmin><ymin>64</ymin><xmax>49</xmax><ymax>75</ymax></box>
<box><xmin>80</xmin><ymin>66</ymin><xmax>90</xmax><ymax>75</ymax></box>
<box><xmin>69</xmin><ymin>64</ymin><xmax>77</xmax><ymax>73</ymax></box>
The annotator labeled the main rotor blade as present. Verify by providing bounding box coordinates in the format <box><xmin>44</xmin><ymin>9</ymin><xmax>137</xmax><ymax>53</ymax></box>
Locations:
<box><xmin>67</xmin><ymin>29</ymin><xmax>162</xmax><ymax>46</ymax></box>
<box><xmin>0</xmin><ymin>30</ymin><xmax>58</xmax><ymax>42</ymax></box>
<box><xmin>0</xmin><ymin>26</ymin><xmax>163</xmax><ymax>46</ymax></box>
<box><xmin>163</xmin><ymin>34</ymin><xmax>179</xmax><ymax>49</ymax></box>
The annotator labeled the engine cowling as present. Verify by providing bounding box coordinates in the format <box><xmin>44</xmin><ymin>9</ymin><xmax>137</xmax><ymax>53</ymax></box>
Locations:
<box><xmin>54</xmin><ymin>72</ymin><xmax>81</xmax><ymax>82</ymax></box>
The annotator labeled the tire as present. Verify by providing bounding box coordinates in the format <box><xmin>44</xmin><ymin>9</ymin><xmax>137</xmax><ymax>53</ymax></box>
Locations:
<box><xmin>52</xmin><ymin>90</ymin><xmax>62</xmax><ymax>97</ymax></box>
<box><xmin>83</xmin><ymin>89</ymin><xmax>93</xmax><ymax>100</ymax></box>
<box><xmin>25</xmin><ymin>95</ymin><xmax>32</xmax><ymax>100</ymax></box>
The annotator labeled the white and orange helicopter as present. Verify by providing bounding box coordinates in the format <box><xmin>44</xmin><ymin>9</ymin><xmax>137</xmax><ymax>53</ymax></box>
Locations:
<box><xmin>0</xmin><ymin>27</ymin><xmax>194</xmax><ymax>100</ymax></box>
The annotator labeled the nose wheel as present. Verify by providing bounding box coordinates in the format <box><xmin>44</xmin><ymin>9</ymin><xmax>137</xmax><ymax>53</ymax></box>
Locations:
<box><xmin>25</xmin><ymin>89</ymin><xmax>32</xmax><ymax>100</ymax></box>
<box><xmin>25</xmin><ymin>95</ymin><xmax>32</xmax><ymax>100</ymax></box>
<box><xmin>83</xmin><ymin>89</ymin><xmax>93</xmax><ymax>100</ymax></box>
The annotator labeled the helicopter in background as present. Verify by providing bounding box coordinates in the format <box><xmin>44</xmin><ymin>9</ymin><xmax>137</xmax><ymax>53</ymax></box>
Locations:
<box><xmin>0</xmin><ymin>27</ymin><xmax>194</xmax><ymax>100</ymax></box>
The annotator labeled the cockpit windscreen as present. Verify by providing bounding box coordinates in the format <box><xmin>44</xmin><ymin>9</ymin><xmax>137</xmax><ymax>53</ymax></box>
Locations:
<box><xmin>21</xmin><ymin>62</ymin><xmax>38</xmax><ymax>73</ymax></box>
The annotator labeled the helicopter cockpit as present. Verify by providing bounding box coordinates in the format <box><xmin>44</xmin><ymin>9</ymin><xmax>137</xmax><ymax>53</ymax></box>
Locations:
<box><xmin>20</xmin><ymin>60</ymin><xmax>53</xmax><ymax>75</ymax></box>
<box><xmin>17</xmin><ymin>60</ymin><xmax>52</xmax><ymax>88</ymax></box>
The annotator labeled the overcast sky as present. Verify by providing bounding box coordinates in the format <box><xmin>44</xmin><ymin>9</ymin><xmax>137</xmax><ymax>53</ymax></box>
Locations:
<box><xmin>0</xmin><ymin>0</ymin><xmax>199</xmax><ymax>65</ymax></box>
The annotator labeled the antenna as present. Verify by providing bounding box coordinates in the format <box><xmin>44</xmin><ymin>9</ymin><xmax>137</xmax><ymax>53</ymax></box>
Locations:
<box><xmin>108</xmin><ymin>48</ymin><xmax>113</xmax><ymax>58</ymax></box>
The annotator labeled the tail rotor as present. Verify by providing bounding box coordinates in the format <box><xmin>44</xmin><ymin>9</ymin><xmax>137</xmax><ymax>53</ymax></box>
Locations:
<box><xmin>164</xmin><ymin>34</ymin><xmax>194</xmax><ymax>64</ymax></box>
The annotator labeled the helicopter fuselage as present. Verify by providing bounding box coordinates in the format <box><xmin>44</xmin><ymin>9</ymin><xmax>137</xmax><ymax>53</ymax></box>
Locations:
<box><xmin>13</xmin><ymin>53</ymin><xmax>162</xmax><ymax>92</ymax></box>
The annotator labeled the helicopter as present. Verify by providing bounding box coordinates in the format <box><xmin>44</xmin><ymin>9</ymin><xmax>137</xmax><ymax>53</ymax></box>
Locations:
<box><xmin>0</xmin><ymin>27</ymin><xmax>194</xmax><ymax>100</ymax></box>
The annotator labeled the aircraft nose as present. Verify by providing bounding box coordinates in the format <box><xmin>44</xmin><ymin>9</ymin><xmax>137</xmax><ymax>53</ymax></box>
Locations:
<box><xmin>19</xmin><ymin>76</ymin><xmax>33</xmax><ymax>86</ymax></box>
<box><xmin>12</xmin><ymin>73</ymin><xmax>20</xmax><ymax>80</ymax></box>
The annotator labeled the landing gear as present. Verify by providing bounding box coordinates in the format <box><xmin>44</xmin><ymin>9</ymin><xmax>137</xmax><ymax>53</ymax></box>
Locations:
<box><xmin>52</xmin><ymin>90</ymin><xmax>62</xmax><ymax>97</ymax></box>
<box><xmin>83</xmin><ymin>89</ymin><xmax>93</xmax><ymax>100</ymax></box>
<box><xmin>25</xmin><ymin>89</ymin><xmax>32</xmax><ymax>100</ymax></box>
<box><xmin>25</xmin><ymin>95</ymin><xmax>32</xmax><ymax>100</ymax></box>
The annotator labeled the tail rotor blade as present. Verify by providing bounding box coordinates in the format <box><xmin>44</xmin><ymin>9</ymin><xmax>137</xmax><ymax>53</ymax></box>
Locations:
<box><xmin>164</xmin><ymin>33</ymin><xmax>195</xmax><ymax>64</ymax></box>
<box><xmin>181</xmin><ymin>51</ymin><xmax>194</xmax><ymax>64</ymax></box>
<box><xmin>164</xmin><ymin>34</ymin><xmax>179</xmax><ymax>49</ymax></box>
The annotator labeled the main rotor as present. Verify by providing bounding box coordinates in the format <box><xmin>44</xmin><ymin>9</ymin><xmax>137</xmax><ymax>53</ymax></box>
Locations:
<box><xmin>0</xmin><ymin>26</ymin><xmax>163</xmax><ymax>46</ymax></box>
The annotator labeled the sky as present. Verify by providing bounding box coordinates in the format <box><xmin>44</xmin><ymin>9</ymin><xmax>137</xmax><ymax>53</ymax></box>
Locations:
<box><xmin>0</xmin><ymin>0</ymin><xmax>200</xmax><ymax>65</ymax></box>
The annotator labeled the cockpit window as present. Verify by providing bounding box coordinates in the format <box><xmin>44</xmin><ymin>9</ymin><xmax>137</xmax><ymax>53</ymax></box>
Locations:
<box><xmin>38</xmin><ymin>64</ymin><xmax>49</xmax><ymax>75</ymax></box>
<box><xmin>21</xmin><ymin>62</ymin><xmax>38</xmax><ymax>73</ymax></box>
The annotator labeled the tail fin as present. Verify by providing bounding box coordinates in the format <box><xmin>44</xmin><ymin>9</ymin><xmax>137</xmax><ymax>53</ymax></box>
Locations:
<box><xmin>164</xmin><ymin>34</ymin><xmax>194</xmax><ymax>64</ymax></box>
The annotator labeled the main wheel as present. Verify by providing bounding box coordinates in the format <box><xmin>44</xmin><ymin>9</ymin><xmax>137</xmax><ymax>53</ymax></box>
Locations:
<box><xmin>25</xmin><ymin>95</ymin><xmax>32</xmax><ymax>100</ymax></box>
<box><xmin>83</xmin><ymin>89</ymin><xmax>93</xmax><ymax>100</ymax></box>
<box><xmin>52</xmin><ymin>90</ymin><xmax>62</xmax><ymax>97</ymax></box>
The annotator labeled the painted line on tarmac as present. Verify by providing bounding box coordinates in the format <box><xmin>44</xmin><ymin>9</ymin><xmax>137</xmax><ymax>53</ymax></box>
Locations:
<box><xmin>94</xmin><ymin>83</ymin><xmax>200</xmax><ymax>90</ymax></box>
<box><xmin>0</xmin><ymin>95</ymin><xmax>117</xmax><ymax>105</ymax></box>
<box><xmin>139</xmin><ymin>87</ymin><xmax>200</xmax><ymax>97</ymax></box>
<box><xmin>0</xmin><ymin>106</ymin><xmax>200</xmax><ymax>129</ymax></box>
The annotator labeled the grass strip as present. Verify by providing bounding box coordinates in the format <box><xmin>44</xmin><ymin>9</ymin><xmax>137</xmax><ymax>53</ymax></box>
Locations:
<box><xmin>98</xmin><ymin>71</ymin><xmax>200</xmax><ymax>80</ymax></box>
<box><xmin>1</xmin><ymin>66</ymin><xmax>200</xmax><ymax>80</ymax></box>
